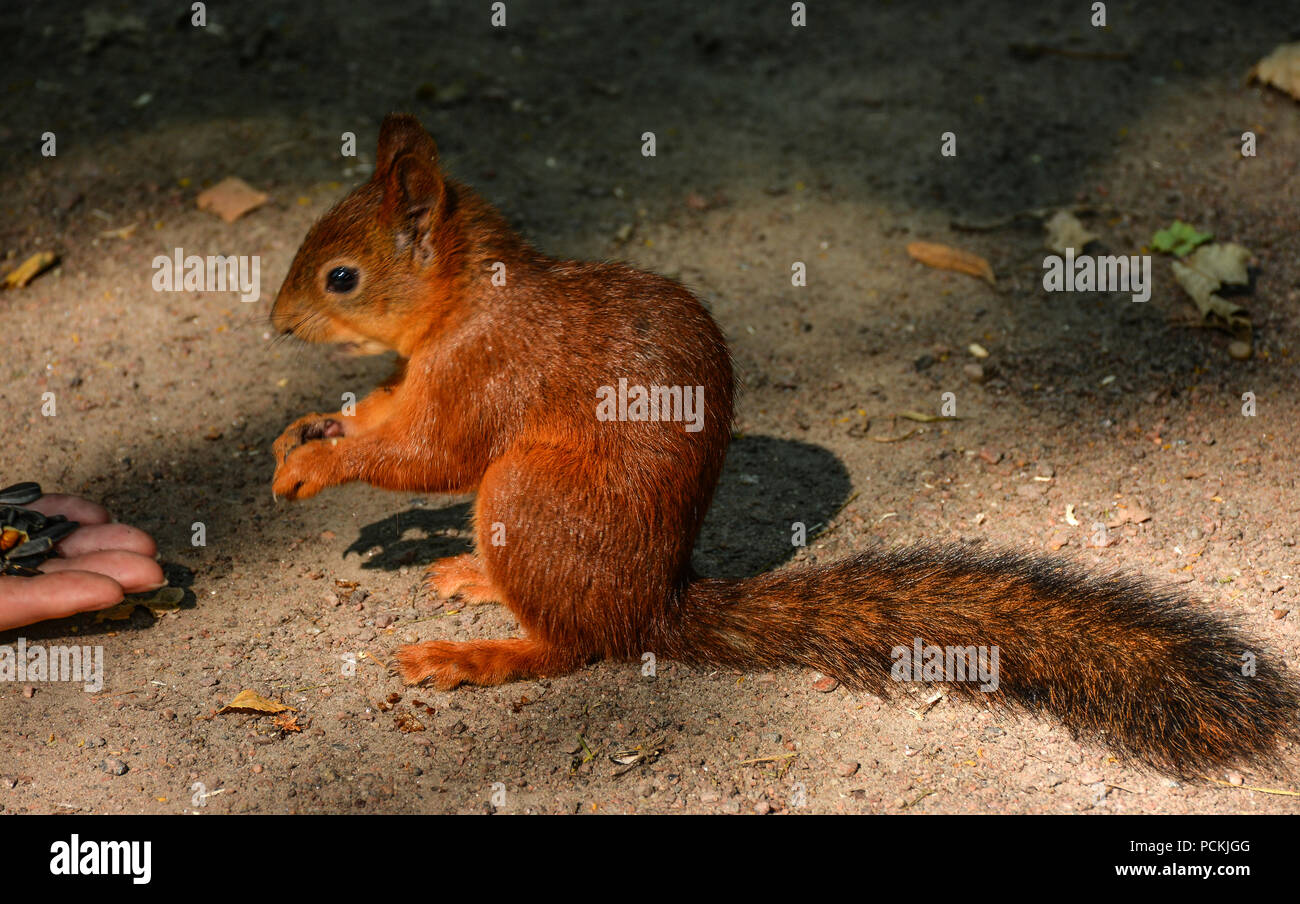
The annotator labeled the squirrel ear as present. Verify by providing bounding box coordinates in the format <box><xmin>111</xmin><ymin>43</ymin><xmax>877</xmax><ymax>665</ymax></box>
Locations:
<box><xmin>376</xmin><ymin>115</ymin><xmax>446</xmax><ymax>262</ymax></box>
<box><xmin>375</xmin><ymin>114</ymin><xmax>439</xmax><ymax>178</ymax></box>
<box><xmin>384</xmin><ymin>154</ymin><xmax>446</xmax><ymax>263</ymax></box>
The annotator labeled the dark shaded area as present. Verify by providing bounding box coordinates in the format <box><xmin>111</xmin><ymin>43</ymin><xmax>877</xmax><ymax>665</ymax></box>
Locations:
<box><xmin>345</xmin><ymin>501</ymin><xmax>473</xmax><ymax>570</ymax></box>
<box><xmin>5</xmin><ymin>0</ymin><xmax>1297</xmax><ymax>228</ymax></box>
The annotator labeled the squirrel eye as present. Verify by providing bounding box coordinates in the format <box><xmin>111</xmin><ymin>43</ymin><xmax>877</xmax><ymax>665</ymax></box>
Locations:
<box><xmin>326</xmin><ymin>266</ymin><xmax>359</xmax><ymax>293</ymax></box>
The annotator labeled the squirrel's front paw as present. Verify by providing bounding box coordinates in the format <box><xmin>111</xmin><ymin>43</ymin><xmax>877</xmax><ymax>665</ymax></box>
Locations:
<box><xmin>272</xmin><ymin>414</ymin><xmax>345</xmax><ymax>465</ymax></box>
<box><xmin>272</xmin><ymin>440</ymin><xmax>339</xmax><ymax>501</ymax></box>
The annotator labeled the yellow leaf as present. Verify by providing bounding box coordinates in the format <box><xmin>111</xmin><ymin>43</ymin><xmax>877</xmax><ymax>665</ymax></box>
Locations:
<box><xmin>906</xmin><ymin>241</ymin><xmax>995</xmax><ymax>285</ymax></box>
<box><xmin>217</xmin><ymin>689</ymin><xmax>296</xmax><ymax>716</ymax></box>
<box><xmin>3</xmin><ymin>252</ymin><xmax>58</xmax><ymax>288</ymax></box>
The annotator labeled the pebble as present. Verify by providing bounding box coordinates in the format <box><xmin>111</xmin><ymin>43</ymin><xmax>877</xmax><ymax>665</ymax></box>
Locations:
<box><xmin>836</xmin><ymin>761</ymin><xmax>860</xmax><ymax>777</ymax></box>
<box><xmin>101</xmin><ymin>759</ymin><xmax>129</xmax><ymax>776</ymax></box>
<box><xmin>1225</xmin><ymin>771</ymin><xmax>1244</xmax><ymax>786</ymax></box>
<box><xmin>85</xmin><ymin>737</ymin><xmax>106</xmax><ymax>748</ymax></box>
<box><xmin>375</xmin><ymin>614</ymin><xmax>393</xmax><ymax>628</ymax></box>
<box><xmin>198</xmin><ymin>676</ymin><xmax>220</xmax><ymax>687</ymax></box>
<box><xmin>754</xmin><ymin>800</ymin><xmax>772</xmax><ymax>815</ymax></box>
<box><xmin>22</xmin><ymin>686</ymin><xmax>35</xmax><ymax>698</ymax></box>
<box><xmin>963</xmin><ymin>363</ymin><xmax>986</xmax><ymax>383</ymax></box>
<box><xmin>811</xmin><ymin>675</ymin><xmax>839</xmax><ymax>693</ymax></box>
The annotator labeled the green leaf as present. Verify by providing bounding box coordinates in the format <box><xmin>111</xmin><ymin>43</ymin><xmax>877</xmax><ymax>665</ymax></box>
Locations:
<box><xmin>1151</xmin><ymin>220</ymin><xmax>1213</xmax><ymax>258</ymax></box>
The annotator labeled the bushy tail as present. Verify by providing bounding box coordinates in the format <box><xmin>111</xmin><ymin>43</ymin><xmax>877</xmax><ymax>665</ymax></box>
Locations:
<box><xmin>665</xmin><ymin>545</ymin><xmax>1300</xmax><ymax>775</ymax></box>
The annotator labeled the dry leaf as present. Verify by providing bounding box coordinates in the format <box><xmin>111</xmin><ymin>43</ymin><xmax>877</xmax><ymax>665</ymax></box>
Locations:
<box><xmin>1186</xmin><ymin>242</ymin><xmax>1251</xmax><ymax>286</ymax></box>
<box><xmin>906</xmin><ymin>241</ymin><xmax>995</xmax><ymax>285</ymax></box>
<box><xmin>1170</xmin><ymin>242</ymin><xmax>1252</xmax><ymax>335</ymax></box>
<box><xmin>1044</xmin><ymin>210</ymin><xmax>1098</xmax><ymax>254</ymax></box>
<box><xmin>393</xmin><ymin>711</ymin><xmax>426</xmax><ymax>733</ymax></box>
<box><xmin>3</xmin><ymin>252</ymin><xmax>58</xmax><ymax>289</ymax></box>
<box><xmin>272</xmin><ymin>712</ymin><xmax>304</xmax><ymax>733</ymax></box>
<box><xmin>1249</xmin><ymin>43</ymin><xmax>1300</xmax><ymax>101</ymax></box>
<box><xmin>196</xmin><ymin>177</ymin><xmax>269</xmax><ymax>223</ymax></box>
<box><xmin>217</xmin><ymin>689</ymin><xmax>296</xmax><ymax>716</ymax></box>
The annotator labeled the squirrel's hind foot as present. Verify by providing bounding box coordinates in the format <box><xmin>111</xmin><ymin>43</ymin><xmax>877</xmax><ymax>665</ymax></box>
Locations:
<box><xmin>421</xmin><ymin>553</ymin><xmax>503</xmax><ymax>606</ymax></box>
<box><xmin>394</xmin><ymin>637</ymin><xmax>559</xmax><ymax>689</ymax></box>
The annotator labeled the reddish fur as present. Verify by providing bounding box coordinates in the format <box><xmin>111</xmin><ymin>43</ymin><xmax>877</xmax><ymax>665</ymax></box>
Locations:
<box><xmin>270</xmin><ymin>115</ymin><xmax>1299</xmax><ymax>775</ymax></box>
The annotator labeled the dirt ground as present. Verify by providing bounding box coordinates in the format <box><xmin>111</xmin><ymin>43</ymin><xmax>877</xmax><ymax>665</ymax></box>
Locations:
<box><xmin>2</xmin><ymin>1</ymin><xmax>1299</xmax><ymax>814</ymax></box>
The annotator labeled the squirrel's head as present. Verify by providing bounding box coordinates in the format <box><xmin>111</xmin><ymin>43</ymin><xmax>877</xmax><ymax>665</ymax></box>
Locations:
<box><xmin>271</xmin><ymin>114</ymin><xmax>456</xmax><ymax>357</ymax></box>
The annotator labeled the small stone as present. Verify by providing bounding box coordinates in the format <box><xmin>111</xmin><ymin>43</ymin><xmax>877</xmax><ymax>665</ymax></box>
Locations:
<box><xmin>161</xmin><ymin>708</ymin><xmax>177</xmax><ymax>721</ymax></box>
<box><xmin>198</xmin><ymin>676</ymin><xmax>219</xmax><ymax>687</ymax></box>
<box><xmin>963</xmin><ymin>363</ymin><xmax>986</xmax><ymax>383</ymax></box>
<box><xmin>22</xmin><ymin>686</ymin><xmax>35</xmax><ymax>698</ymax></box>
<box><xmin>85</xmin><ymin>737</ymin><xmax>106</xmax><ymax>748</ymax></box>
<box><xmin>754</xmin><ymin>800</ymin><xmax>772</xmax><ymax>815</ymax></box>
<box><xmin>102</xmin><ymin>759</ymin><xmax>129</xmax><ymax>776</ymax></box>
<box><xmin>978</xmin><ymin>447</ymin><xmax>1002</xmax><ymax>465</ymax></box>
<box><xmin>836</xmin><ymin>761</ymin><xmax>860</xmax><ymax>777</ymax></box>
<box><xmin>811</xmin><ymin>675</ymin><xmax>839</xmax><ymax>693</ymax></box>
<box><xmin>1225</xmin><ymin>771</ymin><xmax>1244</xmax><ymax>786</ymax></box>
<box><xmin>375</xmin><ymin>614</ymin><xmax>393</xmax><ymax>628</ymax></box>
<box><xmin>1228</xmin><ymin>340</ymin><xmax>1252</xmax><ymax>361</ymax></box>
<box><xmin>1271</xmin><ymin>609</ymin><xmax>1289</xmax><ymax>620</ymax></box>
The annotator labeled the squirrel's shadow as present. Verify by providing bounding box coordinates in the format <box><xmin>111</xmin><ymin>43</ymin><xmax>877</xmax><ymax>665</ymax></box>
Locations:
<box><xmin>347</xmin><ymin>435</ymin><xmax>852</xmax><ymax>579</ymax></box>
<box><xmin>344</xmin><ymin>501</ymin><xmax>475</xmax><ymax>571</ymax></box>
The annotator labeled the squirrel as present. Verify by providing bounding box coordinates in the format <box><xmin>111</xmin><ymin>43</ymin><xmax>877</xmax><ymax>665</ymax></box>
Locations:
<box><xmin>269</xmin><ymin>114</ymin><xmax>1299</xmax><ymax>776</ymax></box>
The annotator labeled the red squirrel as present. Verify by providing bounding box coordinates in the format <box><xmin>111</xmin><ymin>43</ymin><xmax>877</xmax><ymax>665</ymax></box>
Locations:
<box><xmin>270</xmin><ymin>114</ymin><xmax>1298</xmax><ymax>776</ymax></box>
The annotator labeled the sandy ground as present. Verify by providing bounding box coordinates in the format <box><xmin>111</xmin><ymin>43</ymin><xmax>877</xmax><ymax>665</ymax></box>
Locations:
<box><xmin>2</xmin><ymin>0</ymin><xmax>1299</xmax><ymax>814</ymax></box>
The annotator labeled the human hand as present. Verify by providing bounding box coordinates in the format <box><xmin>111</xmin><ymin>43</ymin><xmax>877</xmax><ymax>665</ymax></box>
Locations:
<box><xmin>0</xmin><ymin>493</ymin><xmax>165</xmax><ymax>632</ymax></box>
